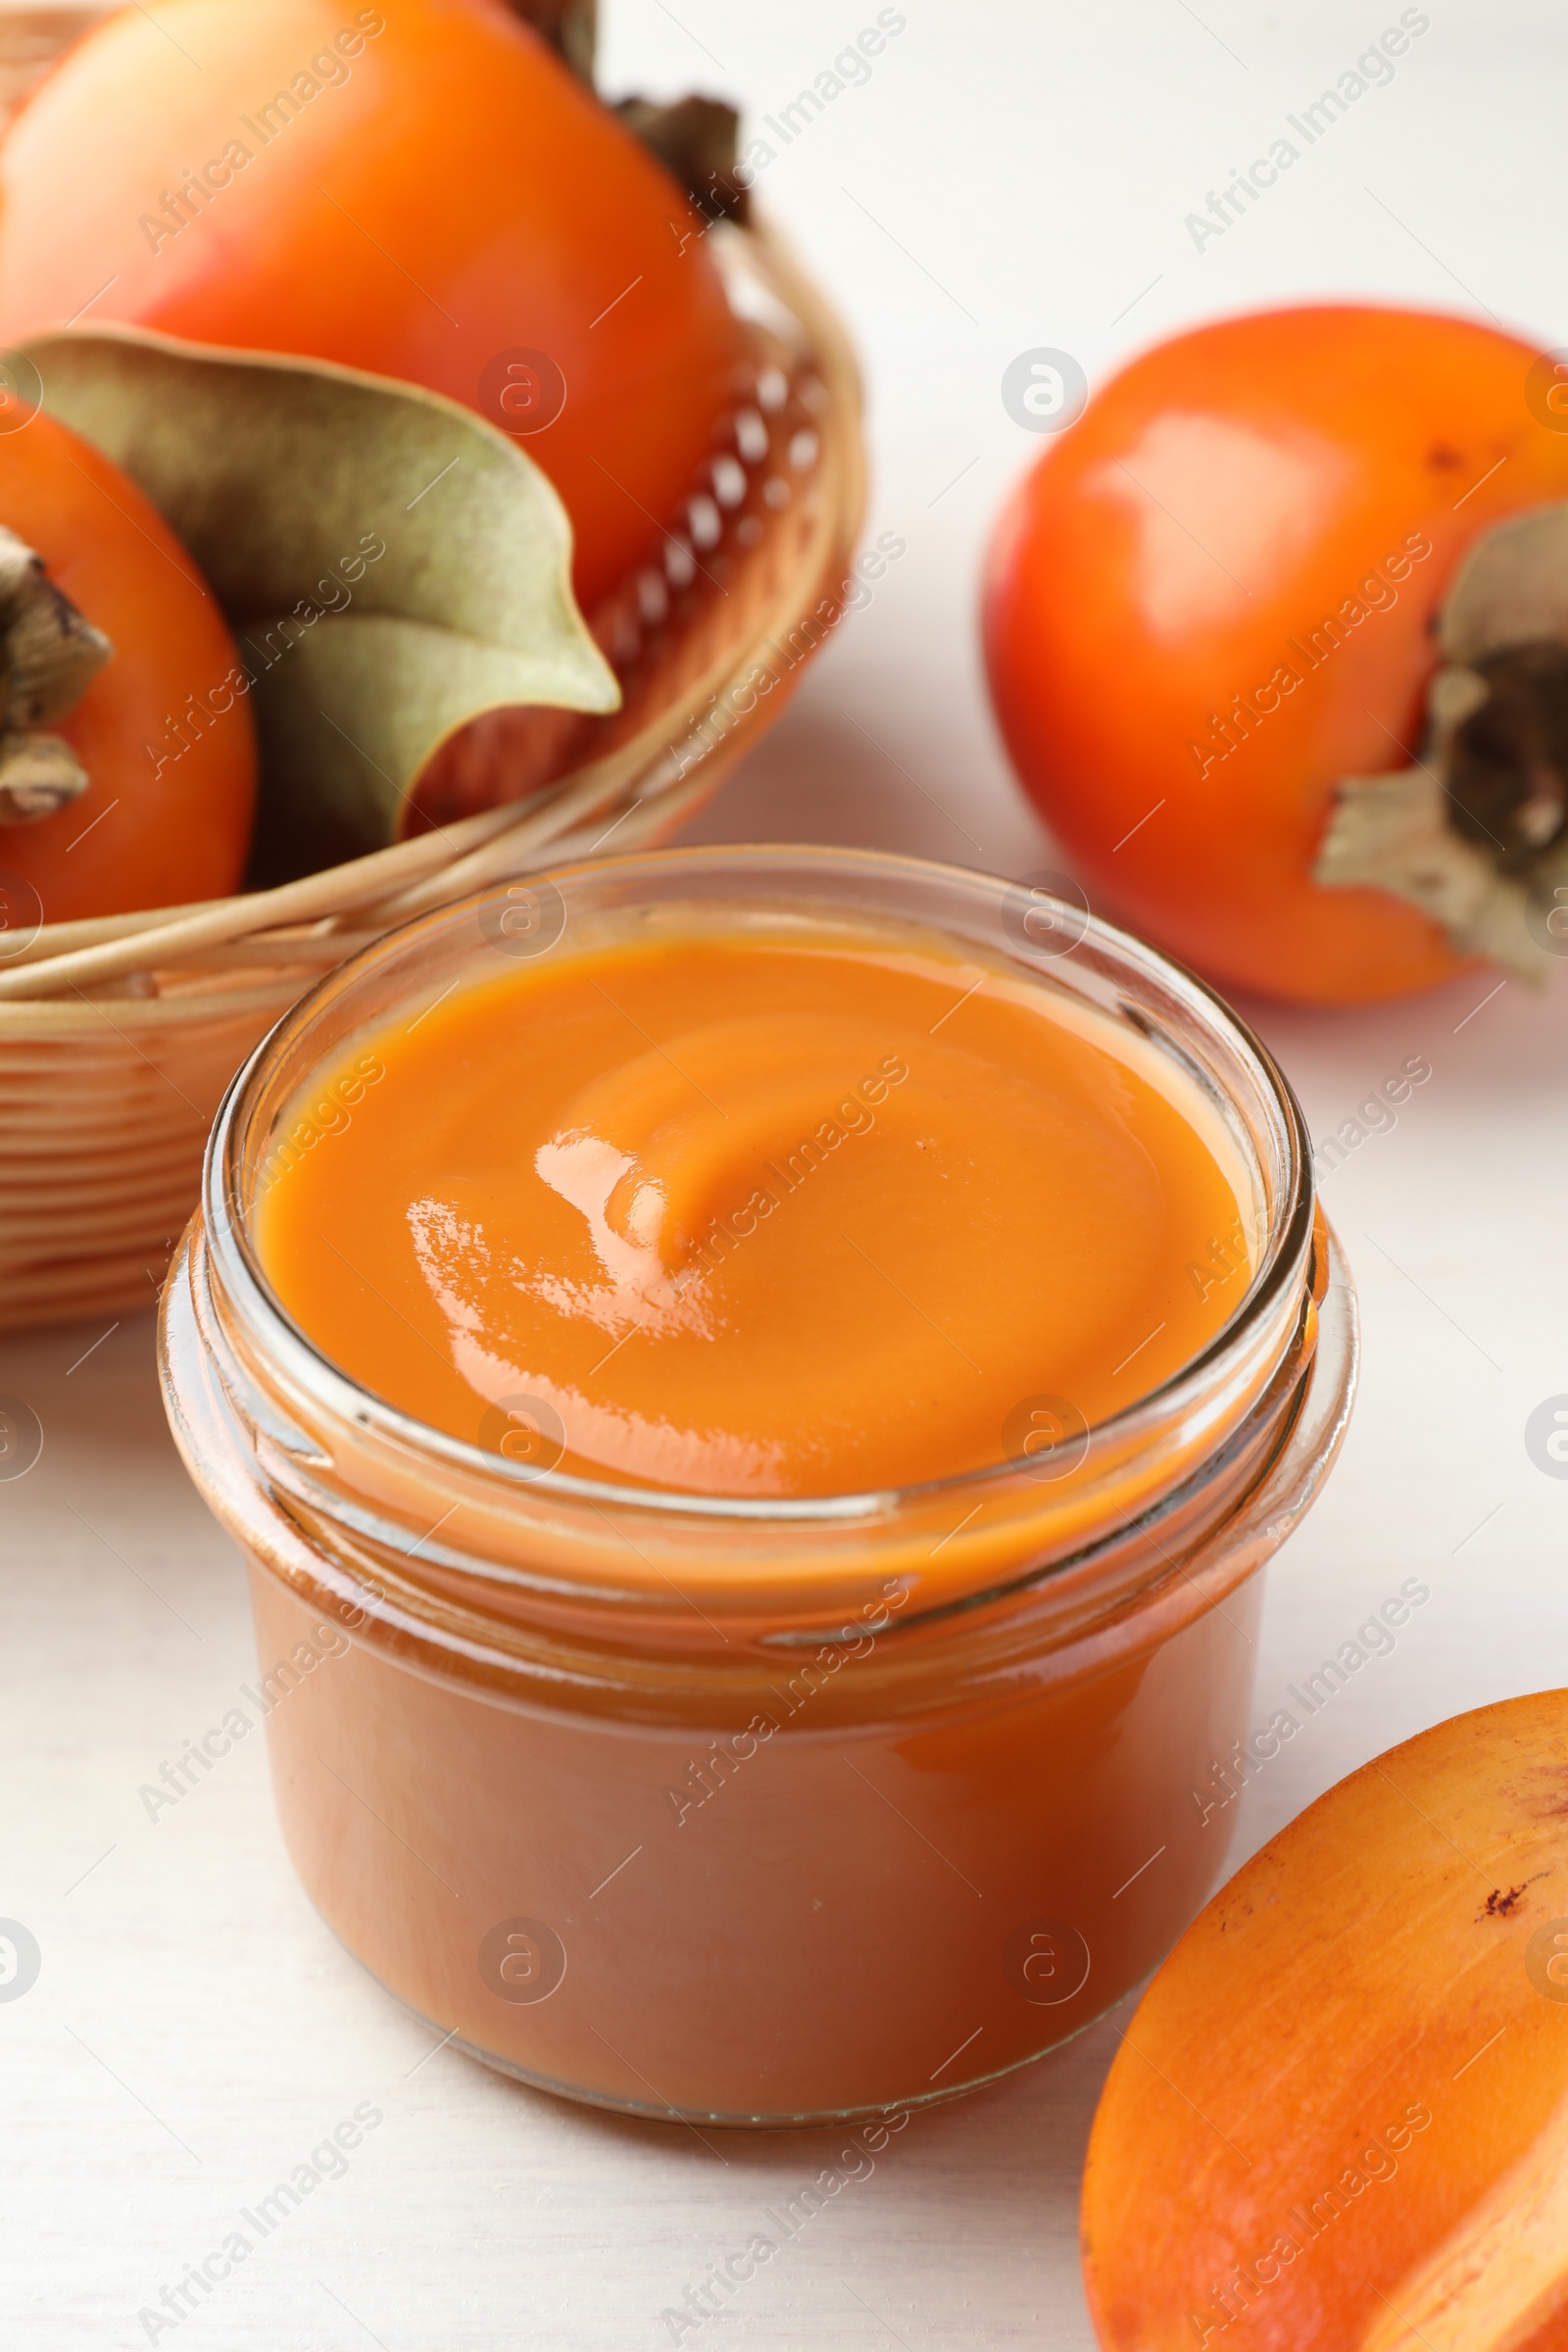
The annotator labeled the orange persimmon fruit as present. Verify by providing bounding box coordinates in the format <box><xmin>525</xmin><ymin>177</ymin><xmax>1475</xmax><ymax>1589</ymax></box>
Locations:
<box><xmin>1082</xmin><ymin>1689</ymin><xmax>1568</xmax><ymax>2352</ymax></box>
<box><xmin>0</xmin><ymin>0</ymin><xmax>749</xmax><ymax>610</ymax></box>
<box><xmin>0</xmin><ymin>404</ymin><xmax>255</xmax><ymax>926</ymax></box>
<box><xmin>983</xmin><ymin>306</ymin><xmax>1568</xmax><ymax>1004</ymax></box>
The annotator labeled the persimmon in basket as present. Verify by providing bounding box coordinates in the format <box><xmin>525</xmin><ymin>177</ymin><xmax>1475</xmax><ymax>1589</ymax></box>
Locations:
<box><xmin>0</xmin><ymin>0</ymin><xmax>750</xmax><ymax>611</ymax></box>
<box><xmin>0</xmin><ymin>405</ymin><xmax>255</xmax><ymax>926</ymax></box>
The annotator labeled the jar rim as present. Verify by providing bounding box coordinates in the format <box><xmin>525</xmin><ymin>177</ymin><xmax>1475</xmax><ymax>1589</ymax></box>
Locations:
<box><xmin>201</xmin><ymin>843</ymin><xmax>1315</xmax><ymax>1537</ymax></box>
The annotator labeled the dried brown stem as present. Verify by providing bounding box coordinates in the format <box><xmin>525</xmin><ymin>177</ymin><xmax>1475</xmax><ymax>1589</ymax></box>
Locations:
<box><xmin>0</xmin><ymin>524</ymin><xmax>112</xmax><ymax>824</ymax></box>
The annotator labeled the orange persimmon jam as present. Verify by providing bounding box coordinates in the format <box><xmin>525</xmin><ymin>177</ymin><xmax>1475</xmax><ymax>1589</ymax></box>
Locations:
<box><xmin>253</xmin><ymin>926</ymin><xmax>1253</xmax><ymax>1498</ymax></box>
<box><xmin>160</xmin><ymin>849</ymin><xmax>1354</xmax><ymax>2125</ymax></box>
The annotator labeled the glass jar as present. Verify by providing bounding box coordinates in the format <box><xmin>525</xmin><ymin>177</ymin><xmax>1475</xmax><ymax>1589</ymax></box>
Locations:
<box><xmin>158</xmin><ymin>846</ymin><xmax>1355</xmax><ymax>2127</ymax></box>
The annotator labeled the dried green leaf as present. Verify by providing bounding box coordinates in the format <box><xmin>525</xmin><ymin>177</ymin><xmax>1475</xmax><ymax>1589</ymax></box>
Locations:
<box><xmin>18</xmin><ymin>326</ymin><xmax>620</xmax><ymax>879</ymax></box>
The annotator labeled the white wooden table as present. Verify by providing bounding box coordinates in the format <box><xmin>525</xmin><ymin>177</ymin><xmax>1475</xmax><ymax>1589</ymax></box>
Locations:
<box><xmin>4</xmin><ymin>4</ymin><xmax>1564</xmax><ymax>2343</ymax></box>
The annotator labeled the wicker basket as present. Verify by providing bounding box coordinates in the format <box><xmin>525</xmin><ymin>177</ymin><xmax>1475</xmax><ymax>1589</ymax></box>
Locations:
<box><xmin>0</xmin><ymin>217</ymin><xmax>865</xmax><ymax>1328</ymax></box>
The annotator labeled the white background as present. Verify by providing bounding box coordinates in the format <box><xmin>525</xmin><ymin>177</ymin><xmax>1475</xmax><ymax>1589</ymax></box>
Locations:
<box><xmin>6</xmin><ymin>3</ymin><xmax>1568</xmax><ymax>2345</ymax></box>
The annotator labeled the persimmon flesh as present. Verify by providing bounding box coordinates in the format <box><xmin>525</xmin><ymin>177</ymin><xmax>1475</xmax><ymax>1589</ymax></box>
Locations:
<box><xmin>0</xmin><ymin>0</ymin><xmax>749</xmax><ymax>609</ymax></box>
<box><xmin>983</xmin><ymin>307</ymin><xmax>1568</xmax><ymax>1004</ymax></box>
<box><xmin>0</xmin><ymin>408</ymin><xmax>255</xmax><ymax>923</ymax></box>
<box><xmin>1081</xmin><ymin>1690</ymin><xmax>1568</xmax><ymax>2352</ymax></box>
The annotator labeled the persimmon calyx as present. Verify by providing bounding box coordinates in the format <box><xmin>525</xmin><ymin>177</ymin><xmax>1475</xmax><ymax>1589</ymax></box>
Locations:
<box><xmin>0</xmin><ymin>730</ymin><xmax>93</xmax><ymax>821</ymax></box>
<box><xmin>613</xmin><ymin>95</ymin><xmax>749</xmax><ymax>223</ymax></box>
<box><xmin>1316</xmin><ymin>500</ymin><xmax>1568</xmax><ymax>980</ymax></box>
<box><xmin>0</xmin><ymin>522</ymin><xmax>112</xmax><ymax>825</ymax></box>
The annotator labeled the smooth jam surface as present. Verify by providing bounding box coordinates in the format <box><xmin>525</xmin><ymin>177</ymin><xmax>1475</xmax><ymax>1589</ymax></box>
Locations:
<box><xmin>255</xmin><ymin>924</ymin><xmax>1253</xmax><ymax>1496</ymax></box>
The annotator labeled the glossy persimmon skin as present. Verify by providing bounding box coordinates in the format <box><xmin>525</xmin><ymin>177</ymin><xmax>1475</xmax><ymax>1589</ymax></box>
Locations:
<box><xmin>0</xmin><ymin>0</ymin><xmax>748</xmax><ymax>608</ymax></box>
<box><xmin>1080</xmin><ymin>1690</ymin><xmax>1568</xmax><ymax>2352</ymax></box>
<box><xmin>983</xmin><ymin>306</ymin><xmax>1568</xmax><ymax>1004</ymax></box>
<box><xmin>0</xmin><ymin>409</ymin><xmax>255</xmax><ymax>922</ymax></box>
